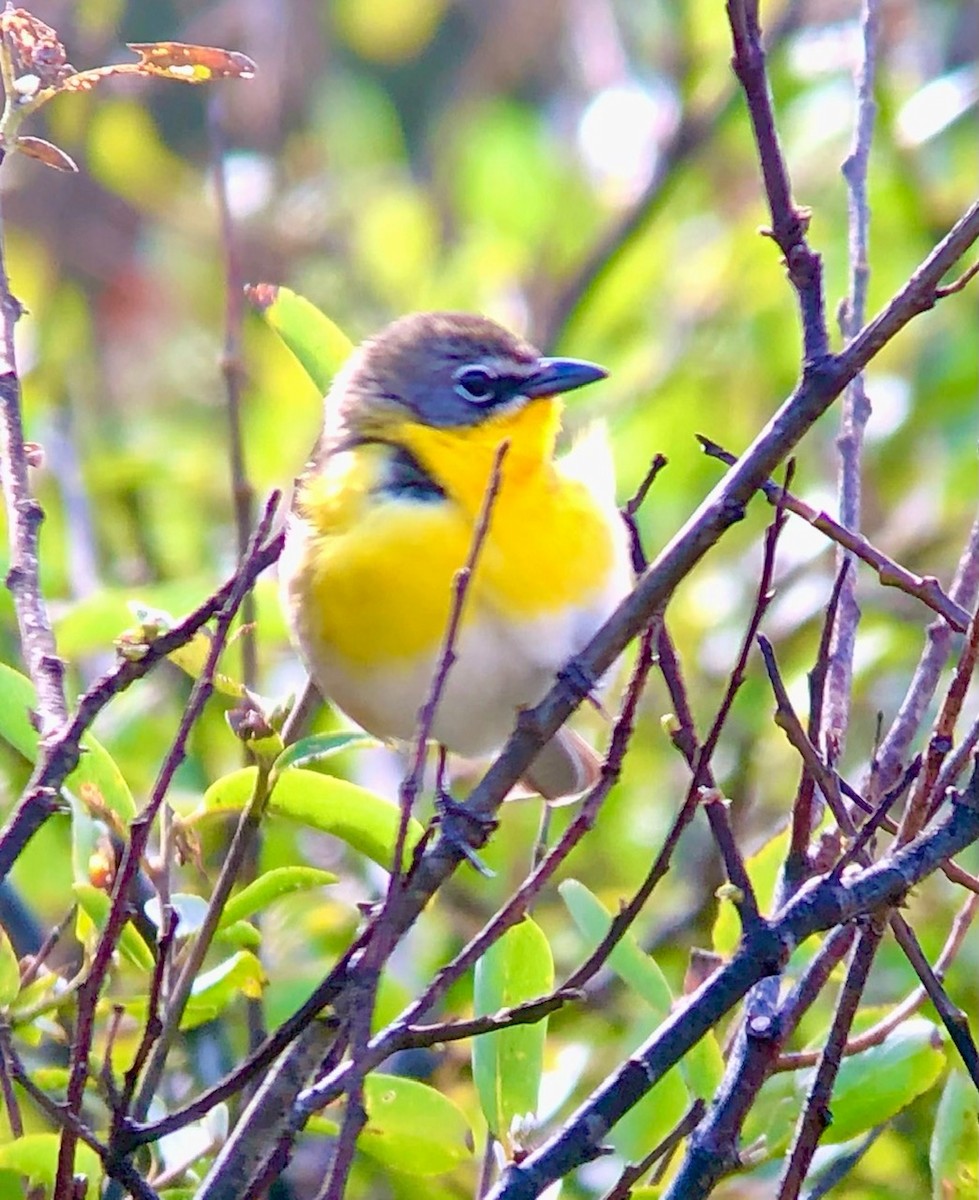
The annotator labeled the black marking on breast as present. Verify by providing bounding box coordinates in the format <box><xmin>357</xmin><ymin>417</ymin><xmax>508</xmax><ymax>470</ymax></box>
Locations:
<box><xmin>378</xmin><ymin>445</ymin><xmax>446</xmax><ymax>504</ymax></box>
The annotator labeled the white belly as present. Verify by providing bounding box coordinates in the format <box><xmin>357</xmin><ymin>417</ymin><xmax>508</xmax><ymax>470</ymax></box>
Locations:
<box><xmin>314</xmin><ymin>577</ymin><xmax>628</xmax><ymax>757</ymax></box>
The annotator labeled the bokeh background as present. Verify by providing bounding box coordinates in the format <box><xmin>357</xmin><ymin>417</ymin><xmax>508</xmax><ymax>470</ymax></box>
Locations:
<box><xmin>0</xmin><ymin>1</ymin><xmax>976</xmax><ymax>1196</ymax></box>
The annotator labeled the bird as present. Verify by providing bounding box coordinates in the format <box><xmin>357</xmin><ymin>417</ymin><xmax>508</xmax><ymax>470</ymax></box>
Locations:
<box><xmin>280</xmin><ymin>311</ymin><xmax>632</xmax><ymax>831</ymax></box>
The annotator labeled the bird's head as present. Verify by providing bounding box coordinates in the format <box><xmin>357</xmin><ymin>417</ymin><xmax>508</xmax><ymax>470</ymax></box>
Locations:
<box><xmin>324</xmin><ymin>312</ymin><xmax>607</xmax><ymax>450</ymax></box>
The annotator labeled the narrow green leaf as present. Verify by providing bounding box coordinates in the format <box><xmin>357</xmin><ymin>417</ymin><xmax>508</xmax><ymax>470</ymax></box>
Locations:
<box><xmin>272</xmin><ymin>731</ymin><xmax>376</xmax><ymax>777</ymax></box>
<box><xmin>0</xmin><ymin>662</ymin><xmax>136</xmax><ymax>820</ymax></box>
<box><xmin>931</xmin><ymin>1068</ymin><xmax>979</xmax><ymax>1200</ymax></box>
<box><xmin>0</xmin><ymin>1133</ymin><xmax>101</xmax><ymax>1199</ymax></box>
<box><xmin>217</xmin><ymin>866</ymin><xmax>338</xmax><ymax>929</ymax></box>
<box><xmin>73</xmin><ymin>883</ymin><xmax>155</xmax><ymax>972</ymax></box>
<box><xmin>245</xmin><ymin>283</ymin><xmax>353</xmax><ymax>394</ymax></box>
<box><xmin>560</xmin><ymin>879</ymin><xmax>723</xmax><ymax>1098</ymax></box>
<box><xmin>357</xmin><ymin>1074</ymin><xmax>473</xmax><ymax>1175</ymax></box>
<box><xmin>473</xmin><ymin>918</ymin><xmax>554</xmax><ymax>1150</ymax></box>
<box><xmin>191</xmin><ymin>766</ymin><xmax>423</xmax><ymax>871</ymax></box>
<box><xmin>560</xmin><ymin>879</ymin><xmax>672</xmax><ymax>1014</ymax></box>
<box><xmin>0</xmin><ymin>925</ymin><xmax>20</xmax><ymax>1008</ymax></box>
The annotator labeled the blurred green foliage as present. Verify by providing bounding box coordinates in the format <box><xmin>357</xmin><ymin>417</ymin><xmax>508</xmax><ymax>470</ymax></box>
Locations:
<box><xmin>0</xmin><ymin>0</ymin><xmax>976</xmax><ymax>1196</ymax></box>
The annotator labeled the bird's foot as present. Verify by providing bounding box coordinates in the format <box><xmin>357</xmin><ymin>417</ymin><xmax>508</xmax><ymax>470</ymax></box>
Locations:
<box><xmin>434</xmin><ymin>790</ymin><xmax>497</xmax><ymax>876</ymax></box>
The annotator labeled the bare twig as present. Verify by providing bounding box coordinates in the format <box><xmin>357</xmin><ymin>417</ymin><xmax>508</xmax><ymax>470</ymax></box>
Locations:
<box><xmin>777</xmin><ymin>892</ymin><xmax>979</xmax><ymax>1070</ymax></box>
<box><xmin>54</xmin><ymin>496</ymin><xmax>279</xmax><ymax>1198</ymax></box>
<box><xmin>0</xmin><ymin>527</ymin><xmax>285</xmax><ymax>883</ymax></box>
<box><xmin>697</xmin><ymin>436</ymin><xmax>970</xmax><ymax>632</ymax></box>
<box><xmin>209</xmin><ymin>95</ymin><xmax>256</xmax><ymax>690</ymax></box>
<box><xmin>870</xmin><ymin>508</ymin><xmax>979</xmax><ymax>800</ymax></box>
<box><xmin>776</xmin><ymin>917</ymin><xmax>885</xmax><ymax>1200</ymax></box>
<box><xmin>822</xmin><ymin>0</ymin><xmax>881</xmax><ymax>760</ymax></box>
<box><xmin>397</xmin><ymin>439</ymin><xmax>510</xmax><ymax>876</ymax></box>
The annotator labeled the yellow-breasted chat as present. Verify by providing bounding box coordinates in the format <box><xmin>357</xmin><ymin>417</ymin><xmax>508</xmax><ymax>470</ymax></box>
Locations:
<box><xmin>280</xmin><ymin>311</ymin><xmax>632</xmax><ymax>811</ymax></box>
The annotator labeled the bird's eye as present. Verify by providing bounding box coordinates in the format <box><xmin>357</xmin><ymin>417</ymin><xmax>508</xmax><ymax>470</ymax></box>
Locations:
<box><xmin>454</xmin><ymin>365</ymin><xmax>497</xmax><ymax>404</ymax></box>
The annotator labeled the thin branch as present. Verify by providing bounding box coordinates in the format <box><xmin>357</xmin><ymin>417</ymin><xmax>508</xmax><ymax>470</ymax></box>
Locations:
<box><xmin>822</xmin><ymin>0</ymin><xmax>881</xmax><ymax>761</ymax></box>
<box><xmin>0</xmin><ymin>526</ymin><xmax>285</xmax><ymax>883</ymax></box>
<box><xmin>54</xmin><ymin>495</ymin><xmax>279</xmax><ymax>1199</ymax></box>
<box><xmin>397</xmin><ymin>439</ymin><xmax>509</xmax><ymax>874</ymax></box>
<box><xmin>600</xmin><ymin>1100</ymin><xmax>705</xmax><ymax>1200</ymax></box>
<box><xmin>487</xmin><ymin>773</ymin><xmax>979</xmax><ymax>1200</ymax></box>
<box><xmin>128</xmin><ymin>762</ymin><xmax>274</xmax><ymax>1125</ymax></box>
<box><xmin>697</xmin><ymin>436</ymin><xmax>970</xmax><ymax>632</ymax></box>
<box><xmin>888</xmin><ymin>912</ymin><xmax>979</xmax><ymax>1090</ymax></box>
<box><xmin>777</xmin><ymin>891</ymin><xmax>979</xmax><ymax>1070</ymax></box>
<box><xmin>776</xmin><ymin>917</ymin><xmax>885</xmax><ymax>1200</ymax></box>
<box><xmin>870</xmin><ymin>506</ymin><xmax>979</xmax><ymax>800</ymax></box>
<box><xmin>0</xmin><ymin>253</ymin><xmax>66</xmax><ymax>734</ymax></box>
<box><xmin>726</xmin><ymin>0</ymin><xmax>828</xmax><ymax>361</ymax></box>
<box><xmin>209</xmin><ymin>95</ymin><xmax>256</xmax><ymax>690</ymax></box>
<box><xmin>757</xmin><ymin>634</ymin><xmax>854</xmax><ymax>835</ymax></box>
<box><xmin>899</xmin><ymin>609</ymin><xmax>979</xmax><ymax>843</ymax></box>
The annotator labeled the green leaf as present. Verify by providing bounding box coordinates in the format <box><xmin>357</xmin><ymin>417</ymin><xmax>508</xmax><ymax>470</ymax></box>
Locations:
<box><xmin>73</xmin><ymin>883</ymin><xmax>155</xmax><ymax>972</ymax></box>
<box><xmin>217</xmin><ymin>866</ymin><xmax>338</xmax><ymax>929</ymax></box>
<box><xmin>215</xmin><ymin>919</ymin><xmax>261</xmax><ymax>949</ymax></box>
<box><xmin>561</xmin><ymin>879</ymin><xmax>672</xmax><ymax>1013</ymax></box>
<box><xmin>0</xmin><ymin>925</ymin><xmax>20</xmax><ymax>1008</ymax></box>
<box><xmin>191</xmin><ymin>766</ymin><xmax>423</xmax><ymax>871</ymax></box>
<box><xmin>272</xmin><ymin>731</ymin><xmax>376</xmax><ymax>776</ymax></box>
<box><xmin>0</xmin><ymin>1133</ymin><xmax>101</xmax><ymax>1199</ymax></box>
<box><xmin>182</xmin><ymin>951</ymin><xmax>265</xmax><ymax>1029</ymax></box>
<box><xmin>245</xmin><ymin>284</ymin><xmax>353</xmax><ymax>394</ymax></box>
<box><xmin>0</xmin><ymin>662</ymin><xmax>136</xmax><ymax>821</ymax></box>
<box><xmin>356</xmin><ymin>1074</ymin><xmax>473</xmax><ymax>1175</ymax></box>
<box><xmin>931</xmin><ymin>1069</ymin><xmax>979</xmax><ymax>1200</ymax></box>
<box><xmin>473</xmin><ymin>918</ymin><xmax>554</xmax><ymax>1150</ymax></box>
<box><xmin>560</xmin><ymin>879</ymin><xmax>723</xmax><ymax>1099</ymax></box>
<box><xmin>809</xmin><ymin>1017</ymin><xmax>945</xmax><ymax>1146</ymax></box>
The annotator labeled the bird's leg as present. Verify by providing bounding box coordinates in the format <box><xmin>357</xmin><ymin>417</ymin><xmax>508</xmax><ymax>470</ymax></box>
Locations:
<box><xmin>433</xmin><ymin>746</ymin><xmax>497</xmax><ymax>876</ymax></box>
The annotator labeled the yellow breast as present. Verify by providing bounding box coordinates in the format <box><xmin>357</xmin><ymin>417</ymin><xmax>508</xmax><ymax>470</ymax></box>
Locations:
<box><xmin>287</xmin><ymin>399</ymin><xmax>620</xmax><ymax>667</ymax></box>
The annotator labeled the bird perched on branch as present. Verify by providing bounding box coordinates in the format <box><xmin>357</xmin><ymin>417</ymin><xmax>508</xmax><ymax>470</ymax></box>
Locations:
<box><xmin>280</xmin><ymin>311</ymin><xmax>631</xmax><ymax>823</ymax></box>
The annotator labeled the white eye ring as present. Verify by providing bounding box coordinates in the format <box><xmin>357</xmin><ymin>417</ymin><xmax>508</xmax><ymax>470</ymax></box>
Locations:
<box><xmin>454</xmin><ymin>364</ymin><xmax>497</xmax><ymax>403</ymax></box>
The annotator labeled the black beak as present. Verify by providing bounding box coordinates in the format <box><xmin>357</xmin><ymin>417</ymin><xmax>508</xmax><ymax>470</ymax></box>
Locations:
<box><xmin>522</xmin><ymin>356</ymin><xmax>608</xmax><ymax>398</ymax></box>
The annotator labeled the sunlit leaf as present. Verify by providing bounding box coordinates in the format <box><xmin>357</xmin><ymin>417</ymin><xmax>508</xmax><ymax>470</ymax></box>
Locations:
<box><xmin>930</xmin><ymin>1068</ymin><xmax>979</xmax><ymax>1200</ymax></box>
<box><xmin>355</xmin><ymin>1074</ymin><xmax>473</xmax><ymax>1174</ymax></box>
<box><xmin>0</xmin><ymin>1134</ymin><xmax>100</xmax><ymax>1198</ymax></box>
<box><xmin>473</xmin><ymin>918</ymin><xmax>553</xmax><ymax>1151</ymax></box>
<box><xmin>0</xmin><ymin>663</ymin><xmax>136</xmax><ymax>821</ymax></box>
<box><xmin>272</xmin><ymin>731</ymin><xmax>376</xmax><ymax>777</ymax></box>
<box><xmin>245</xmin><ymin>284</ymin><xmax>353</xmax><ymax>395</ymax></box>
<box><xmin>712</xmin><ymin>827</ymin><xmax>790</xmax><ymax>956</ymax></box>
<box><xmin>124</xmin><ymin>603</ymin><xmax>245</xmax><ymax>698</ymax></box>
<box><xmin>809</xmin><ymin>1018</ymin><xmax>945</xmax><ymax>1146</ymax></box>
<box><xmin>48</xmin><ymin>42</ymin><xmax>256</xmax><ymax>98</ymax></box>
<box><xmin>191</xmin><ymin>766</ymin><xmax>423</xmax><ymax>871</ymax></box>
<box><xmin>560</xmin><ymin>879</ymin><xmax>723</xmax><ymax>1099</ymax></box>
<box><xmin>217</xmin><ymin>866</ymin><xmax>338</xmax><ymax>929</ymax></box>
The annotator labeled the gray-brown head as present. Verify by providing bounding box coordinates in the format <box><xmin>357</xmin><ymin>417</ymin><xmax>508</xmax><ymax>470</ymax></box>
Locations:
<box><xmin>322</xmin><ymin>311</ymin><xmax>607</xmax><ymax>444</ymax></box>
